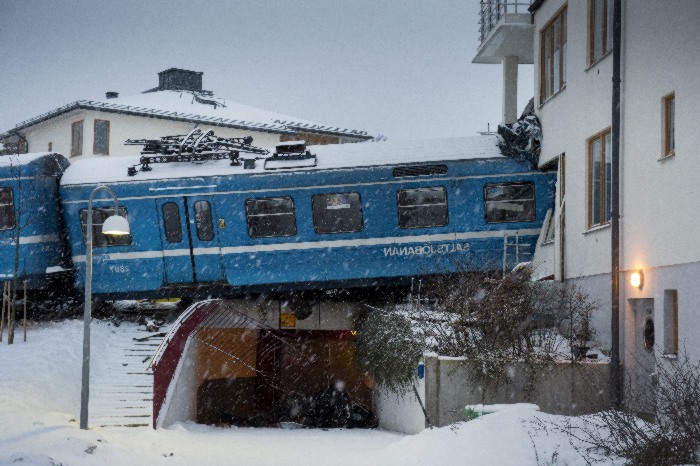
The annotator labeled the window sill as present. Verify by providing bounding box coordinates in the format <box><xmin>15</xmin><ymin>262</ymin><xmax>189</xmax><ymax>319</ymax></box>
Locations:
<box><xmin>585</xmin><ymin>50</ymin><xmax>613</xmax><ymax>72</ymax></box>
<box><xmin>662</xmin><ymin>353</ymin><xmax>678</xmax><ymax>360</ymax></box>
<box><xmin>538</xmin><ymin>85</ymin><xmax>567</xmax><ymax>108</ymax></box>
<box><xmin>658</xmin><ymin>152</ymin><xmax>675</xmax><ymax>162</ymax></box>
<box><xmin>583</xmin><ymin>223</ymin><xmax>610</xmax><ymax>234</ymax></box>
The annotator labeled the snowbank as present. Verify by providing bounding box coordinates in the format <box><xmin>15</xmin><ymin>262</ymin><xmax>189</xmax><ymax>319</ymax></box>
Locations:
<box><xmin>0</xmin><ymin>320</ymin><xmax>623</xmax><ymax>465</ymax></box>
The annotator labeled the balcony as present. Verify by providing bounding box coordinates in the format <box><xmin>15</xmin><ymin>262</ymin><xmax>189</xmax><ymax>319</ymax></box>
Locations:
<box><xmin>473</xmin><ymin>0</ymin><xmax>535</xmax><ymax>64</ymax></box>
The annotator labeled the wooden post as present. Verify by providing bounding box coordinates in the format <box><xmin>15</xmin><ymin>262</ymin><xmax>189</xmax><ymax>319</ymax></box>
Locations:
<box><xmin>0</xmin><ymin>282</ymin><xmax>6</xmax><ymax>342</ymax></box>
<box><xmin>23</xmin><ymin>280</ymin><xmax>27</xmax><ymax>342</ymax></box>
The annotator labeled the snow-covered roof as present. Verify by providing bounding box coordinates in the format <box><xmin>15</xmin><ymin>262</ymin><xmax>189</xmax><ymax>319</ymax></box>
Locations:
<box><xmin>0</xmin><ymin>152</ymin><xmax>55</xmax><ymax>168</ymax></box>
<box><xmin>1</xmin><ymin>90</ymin><xmax>371</xmax><ymax>140</ymax></box>
<box><xmin>61</xmin><ymin>135</ymin><xmax>504</xmax><ymax>186</ymax></box>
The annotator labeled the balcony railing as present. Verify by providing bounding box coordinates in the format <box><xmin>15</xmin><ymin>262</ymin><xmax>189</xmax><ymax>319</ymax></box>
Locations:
<box><xmin>479</xmin><ymin>0</ymin><xmax>533</xmax><ymax>44</ymax></box>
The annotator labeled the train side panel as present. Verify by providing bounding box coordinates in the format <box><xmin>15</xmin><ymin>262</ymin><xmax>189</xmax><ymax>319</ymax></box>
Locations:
<box><xmin>0</xmin><ymin>153</ymin><xmax>70</xmax><ymax>290</ymax></box>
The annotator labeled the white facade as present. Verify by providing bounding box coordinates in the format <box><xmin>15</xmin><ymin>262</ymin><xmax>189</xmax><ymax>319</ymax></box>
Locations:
<box><xmin>476</xmin><ymin>0</ymin><xmax>700</xmax><ymax>413</ymax></box>
<box><xmin>21</xmin><ymin>109</ymin><xmax>285</xmax><ymax>157</ymax></box>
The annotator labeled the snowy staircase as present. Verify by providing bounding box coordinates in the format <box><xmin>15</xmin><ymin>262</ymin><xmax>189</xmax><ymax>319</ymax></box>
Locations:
<box><xmin>89</xmin><ymin>324</ymin><xmax>168</xmax><ymax>428</ymax></box>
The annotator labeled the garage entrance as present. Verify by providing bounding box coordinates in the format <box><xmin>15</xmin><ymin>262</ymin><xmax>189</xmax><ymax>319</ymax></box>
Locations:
<box><xmin>152</xmin><ymin>299</ymin><xmax>375</xmax><ymax>429</ymax></box>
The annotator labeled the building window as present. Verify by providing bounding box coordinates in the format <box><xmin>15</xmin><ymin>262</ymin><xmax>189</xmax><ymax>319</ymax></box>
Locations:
<box><xmin>663</xmin><ymin>290</ymin><xmax>679</xmax><ymax>355</ymax></box>
<box><xmin>312</xmin><ymin>192</ymin><xmax>363</xmax><ymax>234</ymax></box>
<box><xmin>0</xmin><ymin>188</ymin><xmax>15</xmax><ymax>230</ymax></box>
<box><xmin>663</xmin><ymin>92</ymin><xmax>675</xmax><ymax>157</ymax></box>
<box><xmin>246</xmin><ymin>197</ymin><xmax>297</xmax><ymax>238</ymax></box>
<box><xmin>71</xmin><ymin>120</ymin><xmax>83</xmax><ymax>156</ymax></box>
<box><xmin>193</xmin><ymin>201</ymin><xmax>214</xmax><ymax>241</ymax></box>
<box><xmin>94</xmin><ymin>119</ymin><xmax>110</xmax><ymax>155</ymax></box>
<box><xmin>484</xmin><ymin>182</ymin><xmax>536</xmax><ymax>223</ymax></box>
<box><xmin>79</xmin><ymin>207</ymin><xmax>131</xmax><ymax>247</ymax></box>
<box><xmin>397</xmin><ymin>187</ymin><xmax>448</xmax><ymax>229</ymax></box>
<box><xmin>162</xmin><ymin>202</ymin><xmax>183</xmax><ymax>243</ymax></box>
<box><xmin>540</xmin><ymin>6</ymin><xmax>567</xmax><ymax>102</ymax></box>
<box><xmin>587</xmin><ymin>129</ymin><xmax>612</xmax><ymax>228</ymax></box>
<box><xmin>588</xmin><ymin>0</ymin><xmax>613</xmax><ymax>65</ymax></box>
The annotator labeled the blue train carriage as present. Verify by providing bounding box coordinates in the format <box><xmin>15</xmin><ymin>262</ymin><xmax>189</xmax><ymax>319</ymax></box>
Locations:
<box><xmin>0</xmin><ymin>152</ymin><xmax>72</xmax><ymax>295</ymax></box>
<box><xmin>59</xmin><ymin>134</ymin><xmax>555</xmax><ymax>300</ymax></box>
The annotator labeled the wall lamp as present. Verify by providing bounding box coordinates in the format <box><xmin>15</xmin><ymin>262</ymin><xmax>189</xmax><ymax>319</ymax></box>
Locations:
<box><xmin>630</xmin><ymin>270</ymin><xmax>644</xmax><ymax>289</ymax></box>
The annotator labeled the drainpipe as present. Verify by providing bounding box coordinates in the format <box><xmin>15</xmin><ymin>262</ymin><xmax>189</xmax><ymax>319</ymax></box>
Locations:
<box><xmin>610</xmin><ymin>0</ymin><xmax>622</xmax><ymax>410</ymax></box>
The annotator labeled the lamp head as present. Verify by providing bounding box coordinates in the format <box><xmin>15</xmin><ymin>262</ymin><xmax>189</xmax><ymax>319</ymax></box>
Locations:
<box><xmin>102</xmin><ymin>215</ymin><xmax>130</xmax><ymax>236</ymax></box>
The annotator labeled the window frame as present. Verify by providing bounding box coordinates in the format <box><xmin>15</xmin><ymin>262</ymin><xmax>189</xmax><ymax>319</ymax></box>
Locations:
<box><xmin>483</xmin><ymin>182</ymin><xmax>537</xmax><ymax>224</ymax></box>
<box><xmin>79</xmin><ymin>206</ymin><xmax>132</xmax><ymax>247</ymax></box>
<box><xmin>663</xmin><ymin>92</ymin><xmax>675</xmax><ymax>158</ymax></box>
<box><xmin>663</xmin><ymin>289</ymin><xmax>679</xmax><ymax>356</ymax></box>
<box><xmin>588</xmin><ymin>0</ymin><xmax>613</xmax><ymax>66</ymax></box>
<box><xmin>71</xmin><ymin>120</ymin><xmax>83</xmax><ymax>157</ymax></box>
<box><xmin>93</xmin><ymin>119</ymin><xmax>111</xmax><ymax>155</ymax></box>
<box><xmin>245</xmin><ymin>196</ymin><xmax>297</xmax><ymax>238</ymax></box>
<box><xmin>0</xmin><ymin>187</ymin><xmax>16</xmax><ymax>230</ymax></box>
<box><xmin>587</xmin><ymin>128</ymin><xmax>612</xmax><ymax>228</ymax></box>
<box><xmin>397</xmin><ymin>186</ymin><xmax>449</xmax><ymax>229</ymax></box>
<box><xmin>539</xmin><ymin>5</ymin><xmax>567</xmax><ymax>103</ymax></box>
<box><xmin>312</xmin><ymin>192</ymin><xmax>364</xmax><ymax>235</ymax></box>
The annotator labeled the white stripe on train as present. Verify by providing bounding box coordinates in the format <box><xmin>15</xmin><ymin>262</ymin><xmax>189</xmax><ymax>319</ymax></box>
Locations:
<box><xmin>71</xmin><ymin>228</ymin><xmax>541</xmax><ymax>263</ymax></box>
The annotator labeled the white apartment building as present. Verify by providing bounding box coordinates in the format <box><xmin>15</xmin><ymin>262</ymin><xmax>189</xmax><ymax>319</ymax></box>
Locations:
<box><xmin>475</xmin><ymin>0</ymin><xmax>700</xmax><ymax>416</ymax></box>
<box><xmin>0</xmin><ymin>68</ymin><xmax>371</xmax><ymax>157</ymax></box>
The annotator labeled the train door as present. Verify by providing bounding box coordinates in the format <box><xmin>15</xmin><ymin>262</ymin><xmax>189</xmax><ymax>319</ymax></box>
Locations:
<box><xmin>157</xmin><ymin>196</ymin><xmax>223</xmax><ymax>284</ymax></box>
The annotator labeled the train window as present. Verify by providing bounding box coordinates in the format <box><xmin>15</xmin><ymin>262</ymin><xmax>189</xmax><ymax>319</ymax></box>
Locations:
<box><xmin>484</xmin><ymin>182</ymin><xmax>536</xmax><ymax>223</ymax></box>
<box><xmin>246</xmin><ymin>197</ymin><xmax>297</xmax><ymax>238</ymax></box>
<box><xmin>397</xmin><ymin>187</ymin><xmax>448</xmax><ymax>229</ymax></box>
<box><xmin>194</xmin><ymin>201</ymin><xmax>214</xmax><ymax>241</ymax></box>
<box><xmin>0</xmin><ymin>188</ymin><xmax>15</xmax><ymax>230</ymax></box>
<box><xmin>162</xmin><ymin>202</ymin><xmax>183</xmax><ymax>243</ymax></box>
<box><xmin>79</xmin><ymin>207</ymin><xmax>132</xmax><ymax>247</ymax></box>
<box><xmin>312</xmin><ymin>192</ymin><xmax>363</xmax><ymax>234</ymax></box>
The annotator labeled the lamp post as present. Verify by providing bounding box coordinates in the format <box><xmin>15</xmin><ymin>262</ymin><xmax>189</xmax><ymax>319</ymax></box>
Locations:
<box><xmin>80</xmin><ymin>185</ymin><xmax>130</xmax><ymax>430</ymax></box>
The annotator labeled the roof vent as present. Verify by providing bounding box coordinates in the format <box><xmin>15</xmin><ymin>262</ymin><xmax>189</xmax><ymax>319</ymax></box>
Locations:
<box><xmin>158</xmin><ymin>68</ymin><xmax>203</xmax><ymax>92</ymax></box>
<box><xmin>392</xmin><ymin>164</ymin><xmax>448</xmax><ymax>177</ymax></box>
<box><xmin>105</xmin><ymin>91</ymin><xmax>119</xmax><ymax>99</ymax></box>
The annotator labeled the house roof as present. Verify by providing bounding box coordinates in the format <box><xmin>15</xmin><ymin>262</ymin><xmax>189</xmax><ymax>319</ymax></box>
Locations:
<box><xmin>60</xmin><ymin>135</ymin><xmax>504</xmax><ymax>186</ymax></box>
<box><xmin>0</xmin><ymin>90</ymin><xmax>371</xmax><ymax>141</ymax></box>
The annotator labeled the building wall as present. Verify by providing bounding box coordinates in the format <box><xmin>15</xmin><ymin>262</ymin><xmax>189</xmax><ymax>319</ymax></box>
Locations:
<box><xmin>22</xmin><ymin>109</ymin><xmax>287</xmax><ymax>158</ymax></box>
<box><xmin>529</xmin><ymin>1</ymin><xmax>700</xmax><ymax>362</ymax></box>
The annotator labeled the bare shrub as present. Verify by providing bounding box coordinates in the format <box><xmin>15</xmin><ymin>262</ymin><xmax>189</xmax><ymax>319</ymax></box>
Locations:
<box><xmin>551</xmin><ymin>352</ymin><xmax>700</xmax><ymax>465</ymax></box>
<box><xmin>354</xmin><ymin>265</ymin><xmax>599</xmax><ymax>396</ymax></box>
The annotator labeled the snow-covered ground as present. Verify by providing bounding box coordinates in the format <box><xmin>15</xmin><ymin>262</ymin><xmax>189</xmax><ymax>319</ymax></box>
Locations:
<box><xmin>0</xmin><ymin>320</ymin><xmax>623</xmax><ymax>465</ymax></box>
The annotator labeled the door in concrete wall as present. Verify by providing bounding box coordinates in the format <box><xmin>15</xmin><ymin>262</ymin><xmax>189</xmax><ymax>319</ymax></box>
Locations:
<box><xmin>626</xmin><ymin>298</ymin><xmax>657</xmax><ymax>420</ymax></box>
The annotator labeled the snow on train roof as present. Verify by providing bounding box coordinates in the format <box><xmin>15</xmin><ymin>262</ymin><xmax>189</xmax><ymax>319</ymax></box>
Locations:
<box><xmin>0</xmin><ymin>152</ymin><xmax>64</xmax><ymax>168</ymax></box>
<box><xmin>60</xmin><ymin>135</ymin><xmax>504</xmax><ymax>186</ymax></box>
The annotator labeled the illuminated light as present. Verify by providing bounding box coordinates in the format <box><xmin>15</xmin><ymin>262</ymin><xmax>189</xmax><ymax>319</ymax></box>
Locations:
<box><xmin>630</xmin><ymin>270</ymin><xmax>644</xmax><ymax>289</ymax></box>
<box><xmin>351</xmin><ymin>330</ymin><xmax>358</xmax><ymax>336</ymax></box>
<box><xmin>102</xmin><ymin>215</ymin><xmax>131</xmax><ymax>236</ymax></box>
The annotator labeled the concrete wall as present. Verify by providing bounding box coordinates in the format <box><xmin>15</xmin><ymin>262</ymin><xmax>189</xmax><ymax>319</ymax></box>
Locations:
<box><xmin>424</xmin><ymin>356</ymin><xmax>610</xmax><ymax>428</ymax></box>
<box><xmin>375</xmin><ymin>376</ymin><xmax>426</xmax><ymax>435</ymax></box>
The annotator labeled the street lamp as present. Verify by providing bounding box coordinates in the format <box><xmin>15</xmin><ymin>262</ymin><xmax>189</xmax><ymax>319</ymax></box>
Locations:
<box><xmin>80</xmin><ymin>185</ymin><xmax>130</xmax><ymax>430</ymax></box>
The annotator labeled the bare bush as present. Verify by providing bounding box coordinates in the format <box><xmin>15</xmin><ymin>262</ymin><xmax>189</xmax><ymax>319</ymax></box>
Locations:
<box><xmin>551</xmin><ymin>351</ymin><xmax>700</xmax><ymax>465</ymax></box>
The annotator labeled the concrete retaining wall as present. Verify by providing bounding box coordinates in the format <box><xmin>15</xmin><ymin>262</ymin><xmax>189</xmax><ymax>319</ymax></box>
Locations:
<box><xmin>425</xmin><ymin>356</ymin><xmax>611</xmax><ymax>427</ymax></box>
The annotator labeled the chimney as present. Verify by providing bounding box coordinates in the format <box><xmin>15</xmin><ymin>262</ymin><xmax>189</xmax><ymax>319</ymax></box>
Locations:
<box><xmin>158</xmin><ymin>68</ymin><xmax>203</xmax><ymax>92</ymax></box>
<box><xmin>105</xmin><ymin>91</ymin><xmax>119</xmax><ymax>99</ymax></box>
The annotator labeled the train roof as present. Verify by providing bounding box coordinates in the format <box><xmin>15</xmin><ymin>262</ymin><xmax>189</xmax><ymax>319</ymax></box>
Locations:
<box><xmin>0</xmin><ymin>152</ymin><xmax>69</xmax><ymax>176</ymax></box>
<box><xmin>60</xmin><ymin>135</ymin><xmax>506</xmax><ymax>186</ymax></box>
